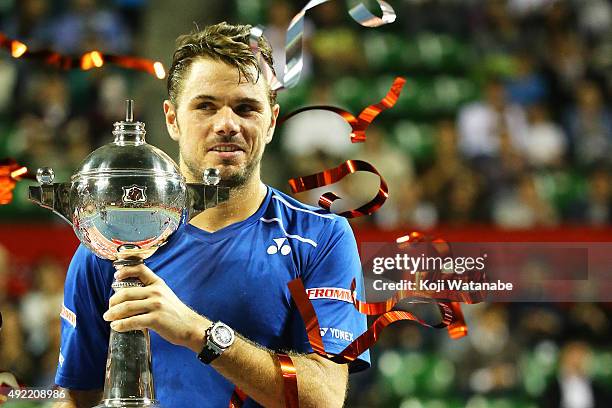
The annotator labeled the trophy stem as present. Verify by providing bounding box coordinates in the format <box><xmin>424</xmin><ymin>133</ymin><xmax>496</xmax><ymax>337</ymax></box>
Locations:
<box><xmin>96</xmin><ymin>275</ymin><xmax>161</xmax><ymax>408</ymax></box>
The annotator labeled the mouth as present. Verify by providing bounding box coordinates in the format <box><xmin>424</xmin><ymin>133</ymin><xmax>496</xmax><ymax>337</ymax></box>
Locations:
<box><xmin>208</xmin><ymin>144</ymin><xmax>246</xmax><ymax>159</ymax></box>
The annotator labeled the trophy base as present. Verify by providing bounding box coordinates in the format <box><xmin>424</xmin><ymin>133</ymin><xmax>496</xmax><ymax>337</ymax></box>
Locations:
<box><xmin>95</xmin><ymin>398</ymin><xmax>162</xmax><ymax>407</ymax></box>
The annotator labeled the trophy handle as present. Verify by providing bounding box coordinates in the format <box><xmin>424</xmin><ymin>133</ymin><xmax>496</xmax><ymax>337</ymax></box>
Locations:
<box><xmin>185</xmin><ymin>168</ymin><xmax>229</xmax><ymax>221</ymax></box>
<box><xmin>28</xmin><ymin>168</ymin><xmax>73</xmax><ymax>225</ymax></box>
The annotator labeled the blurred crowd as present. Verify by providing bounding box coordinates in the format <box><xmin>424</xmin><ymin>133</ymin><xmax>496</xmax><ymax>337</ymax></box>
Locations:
<box><xmin>0</xmin><ymin>0</ymin><xmax>145</xmax><ymax>217</ymax></box>
<box><xmin>346</xmin><ymin>302</ymin><xmax>612</xmax><ymax>407</ymax></box>
<box><xmin>0</xmin><ymin>0</ymin><xmax>611</xmax><ymax>407</ymax></box>
<box><xmin>0</xmin><ymin>0</ymin><xmax>610</xmax><ymax>230</ymax></box>
<box><xmin>0</xmin><ymin>246</ymin><xmax>64</xmax><ymax>388</ymax></box>
<box><xmin>265</xmin><ymin>0</ymin><xmax>612</xmax><ymax>231</ymax></box>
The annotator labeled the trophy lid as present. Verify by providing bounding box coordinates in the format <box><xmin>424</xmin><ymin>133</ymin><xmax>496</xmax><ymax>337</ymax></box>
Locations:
<box><xmin>73</xmin><ymin>100</ymin><xmax>182</xmax><ymax>181</ymax></box>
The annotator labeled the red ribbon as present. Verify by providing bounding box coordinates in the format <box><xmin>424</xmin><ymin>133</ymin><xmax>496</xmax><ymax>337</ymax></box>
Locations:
<box><xmin>282</xmin><ymin>77</ymin><xmax>406</xmax><ymax>219</ymax></box>
<box><xmin>280</xmin><ymin>77</ymin><xmax>406</xmax><ymax>143</ymax></box>
<box><xmin>226</xmin><ymin>354</ymin><xmax>298</xmax><ymax>408</ymax></box>
<box><xmin>0</xmin><ymin>33</ymin><xmax>165</xmax><ymax>79</ymax></box>
<box><xmin>288</xmin><ymin>278</ymin><xmax>460</xmax><ymax>364</ymax></box>
<box><xmin>288</xmin><ymin>159</ymin><xmax>388</xmax><ymax>218</ymax></box>
<box><xmin>287</xmin><ymin>279</ymin><xmax>327</xmax><ymax>356</ymax></box>
<box><xmin>334</xmin><ymin>308</ymin><xmax>456</xmax><ymax>363</ymax></box>
<box><xmin>447</xmin><ymin>302</ymin><xmax>468</xmax><ymax>339</ymax></box>
<box><xmin>228</xmin><ymin>387</ymin><xmax>247</xmax><ymax>408</ymax></box>
<box><xmin>0</xmin><ymin>158</ymin><xmax>29</xmax><ymax>205</ymax></box>
<box><xmin>283</xmin><ymin>231</ymin><xmax>473</xmax><ymax>371</ymax></box>
<box><xmin>348</xmin><ymin>277</ymin><xmax>470</xmax><ymax>339</ymax></box>
<box><xmin>276</xmin><ymin>353</ymin><xmax>299</xmax><ymax>408</ymax></box>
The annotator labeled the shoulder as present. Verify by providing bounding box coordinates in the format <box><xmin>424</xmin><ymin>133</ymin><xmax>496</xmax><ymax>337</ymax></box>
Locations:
<box><xmin>263</xmin><ymin>187</ymin><xmax>351</xmax><ymax>239</ymax></box>
<box><xmin>67</xmin><ymin>244</ymin><xmax>113</xmax><ymax>286</ymax></box>
<box><xmin>71</xmin><ymin>244</ymin><xmax>106</xmax><ymax>269</ymax></box>
<box><xmin>70</xmin><ymin>244</ymin><xmax>99</xmax><ymax>268</ymax></box>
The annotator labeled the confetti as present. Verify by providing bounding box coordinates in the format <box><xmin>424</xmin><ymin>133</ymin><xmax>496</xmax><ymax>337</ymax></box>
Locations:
<box><xmin>288</xmin><ymin>278</ymin><xmax>459</xmax><ymax>364</ymax></box>
<box><xmin>249</xmin><ymin>0</ymin><xmax>397</xmax><ymax>91</ymax></box>
<box><xmin>0</xmin><ymin>159</ymin><xmax>27</xmax><ymax>205</ymax></box>
<box><xmin>284</xmin><ymin>77</ymin><xmax>407</xmax><ymax>218</ymax></box>
<box><xmin>288</xmin><ymin>159</ymin><xmax>388</xmax><ymax>218</ymax></box>
<box><xmin>280</xmin><ymin>77</ymin><xmax>406</xmax><ymax>143</ymax></box>
<box><xmin>0</xmin><ymin>33</ymin><xmax>165</xmax><ymax>79</ymax></box>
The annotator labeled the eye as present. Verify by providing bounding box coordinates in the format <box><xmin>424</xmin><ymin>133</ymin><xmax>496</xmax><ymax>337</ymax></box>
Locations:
<box><xmin>196</xmin><ymin>102</ymin><xmax>215</xmax><ymax>111</ymax></box>
<box><xmin>235</xmin><ymin>104</ymin><xmax>255</xmax><ymax>115</ymax></box>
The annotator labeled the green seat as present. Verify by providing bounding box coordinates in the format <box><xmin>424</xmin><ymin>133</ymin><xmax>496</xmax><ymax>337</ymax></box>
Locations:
<box><xmin>364</xmin><ymin>32</ymin><xmax>405</xmax><ymax>73</ymax></box>
<box><xmin>277</xmin><ymin>79</ymin><xmax>311</xmax><ymax>113</ymax></box>
<box><xmin>393</xmin><ymin>120</ymin><xmax>435</xmax><ymax>165</ymax></box>
<box><xmin>331</xmin><ymin>76</ymin><xmax>369</xmax><ymax>113</ymax></box>
<box><xmin>432</xmin><ymin>76</ymin><xmax>478</xmax><ymax>114</ymax></box>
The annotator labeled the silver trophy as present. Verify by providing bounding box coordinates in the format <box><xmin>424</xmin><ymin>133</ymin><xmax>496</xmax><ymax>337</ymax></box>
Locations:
<box><xmin>29</xmin><ymin>100</ymin><xmax>228</xmax><ymax>407</ymax></box>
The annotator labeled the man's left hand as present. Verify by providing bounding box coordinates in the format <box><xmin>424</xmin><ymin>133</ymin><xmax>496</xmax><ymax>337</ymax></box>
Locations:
<box><xmin>103</xmin><ymin>263</ymin><xmax>210</xmax><ymax>351</ymax></box>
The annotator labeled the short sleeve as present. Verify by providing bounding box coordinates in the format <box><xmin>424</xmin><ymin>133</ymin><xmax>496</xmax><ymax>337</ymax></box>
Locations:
<box><xmin>55</xmin><ymin>245</ymin><xmax>113</xmax><ymax>390</ymax></box>
<box><xmin>291</xmin><ymin>217</ymin><xmax>370</xmax><ymax>373</ymax></box>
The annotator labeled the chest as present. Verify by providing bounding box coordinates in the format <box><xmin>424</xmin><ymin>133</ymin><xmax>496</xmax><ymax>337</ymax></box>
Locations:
<box><xmin>147</xmin><ymin>235</ymin><xmax>301</xmax><ymax>347</ymax></box>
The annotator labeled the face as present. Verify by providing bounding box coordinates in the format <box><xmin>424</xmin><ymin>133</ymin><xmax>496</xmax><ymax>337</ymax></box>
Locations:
<box><xmin>164</xmin><ymin>58</ymin><xmax>280</xmax><ymax>187</ymax></box>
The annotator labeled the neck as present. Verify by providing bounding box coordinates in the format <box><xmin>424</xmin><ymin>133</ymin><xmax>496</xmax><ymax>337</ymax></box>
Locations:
<box><xmin>187</xmin><ymin>170</ymin><xmax>267</xmax><ymax>233</ymax></box>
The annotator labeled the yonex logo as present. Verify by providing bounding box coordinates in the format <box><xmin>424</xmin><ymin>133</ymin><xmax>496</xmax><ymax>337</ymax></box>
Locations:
<box><xmin>267</xmin><ymin>238</ymin><xmax>291</xmax><ymax>255</ymax></box>
<box><xmin>319</xmin><ymin>327</ymin><xmax>354</xmax><ymax>342</ymax></box>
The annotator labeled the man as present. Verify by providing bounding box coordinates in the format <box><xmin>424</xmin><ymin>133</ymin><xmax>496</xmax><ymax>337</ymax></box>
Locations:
<box><xmin>55</xmin><ymin>22</ymin><xmax>369</xmax><ymax>407</ymax></box>
<box><xmin>541</xmin><ymin>342</ymin><xmax>612</xmax><ymax>408</ymax></box>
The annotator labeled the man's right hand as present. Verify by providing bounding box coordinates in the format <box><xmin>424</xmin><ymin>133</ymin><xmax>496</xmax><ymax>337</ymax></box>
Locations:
<box><xmin>53</xmin><ymin>388</ymin><xmax>102</xmax><ymax>408</ymax></box>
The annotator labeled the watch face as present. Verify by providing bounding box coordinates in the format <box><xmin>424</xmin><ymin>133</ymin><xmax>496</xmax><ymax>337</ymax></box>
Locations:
<box><xmin>213</xmin><ymin>325</ymin><xmax>234</xmax><ymax>348</ymax></box>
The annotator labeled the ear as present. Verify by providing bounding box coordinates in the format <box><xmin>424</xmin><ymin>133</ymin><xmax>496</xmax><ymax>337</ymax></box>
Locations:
<box><xmin>265</xmin><ymin>103</ymin><xmax>280</xmax><ymax>144</ymax></box>
<box><xmin>163</xmin><ymin>100</ymin><xmax>180</xmax><ymax>142</ymax></box>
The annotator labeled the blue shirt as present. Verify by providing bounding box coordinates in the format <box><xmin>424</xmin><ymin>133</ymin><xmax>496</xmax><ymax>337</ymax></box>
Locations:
<box><xmin>56</xmin><ymin>186</ymin><xmax>370</xmax><ymax>407</ymax></box>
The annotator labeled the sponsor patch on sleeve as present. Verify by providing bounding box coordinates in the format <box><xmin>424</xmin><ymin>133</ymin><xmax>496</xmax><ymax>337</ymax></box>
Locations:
<box><xmin>306</xmin><ymin>287</ymin><xmax>352</xmax><ymax>303</ymax></box>
<box><xmin>60</xmin><ymin>304</ymin><xmax>77</xmax><ymax>327</ymax></box>
<box><xmin>319</xmin><ymin>327</ymin><xmax>354</xmax><ymax>342</ymax></box>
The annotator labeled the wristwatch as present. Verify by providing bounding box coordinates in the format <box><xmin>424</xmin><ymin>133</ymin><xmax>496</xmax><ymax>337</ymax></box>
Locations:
<box><xmin>197</xmin><ymin>321</ymin><xmax>235</xmax><ymax>364</ymax></box>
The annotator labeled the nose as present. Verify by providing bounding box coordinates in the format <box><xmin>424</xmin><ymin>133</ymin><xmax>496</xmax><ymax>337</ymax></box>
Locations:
<box><xmin>213</xmin><ymin>106</ymin><xmax>240</xmax><ymax>137</ymax></box>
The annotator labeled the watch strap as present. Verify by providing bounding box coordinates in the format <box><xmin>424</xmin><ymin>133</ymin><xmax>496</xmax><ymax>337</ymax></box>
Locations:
<box><xmin>197</xmin><ymin>327</ymin><xmax>221</xmax><ymax>364</ymax></box>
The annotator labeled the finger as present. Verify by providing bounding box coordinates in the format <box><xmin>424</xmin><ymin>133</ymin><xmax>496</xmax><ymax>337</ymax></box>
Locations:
<box><xmin>109</xmin><ymin>286</ymin><xmax>151</xmax><ymax>307</ymax></box>
<box><xmin>111</xmin><ymin>314</ymin><xmax>156</xmax><ymax>332</ymax></box>
<box><xmin>114</xmin><ymin>263</ymin><xmax>160</xmax><ymax>285</ymax></box>
<box><xmin>103</xmin><ymin>299</ymin><xmax>155</xmax><ymax>321</ymax></box>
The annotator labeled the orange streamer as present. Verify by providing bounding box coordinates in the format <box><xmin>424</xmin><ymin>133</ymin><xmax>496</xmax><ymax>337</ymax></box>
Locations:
<box><xmin>288</xmin><ymin>278</ymin><xmax>460</xmax><ymax>364</ymax></box>
<box><xmin>281</xmin><ymin>78</ymin><xmax>406</xmax><ymax>218</ymax></box>
<box><xmin>447</xmin><ymin>302</ymin><xmax>468</xmax><ymax>339</ymax></box>
<box><xmin>0</xmin><ymin>32</ymin><xmax>164</xmax><ymax>79</ymax></box>
<box><xmin>228</xmin><ymin>387</ymin><xmax>247</xmax><ymax>408</ymax></box>
<box><xmin>0</xmin><ymin>159</ymin><xmax>22</xmax><ymax>205</ymax></box>
<box><xmin>288</xmin><ymin>159</ymin><xmax>388</xmax><ymax>218</ymax></box>
<box><xmin>280</xmin><ymin>77</ymin><xmax>406</xmax><ymax>143</ymax></box>
<box><xmin>277</xmin><ymin>353</ymin><xmax>299</xmax><ymax>408</ymax></box>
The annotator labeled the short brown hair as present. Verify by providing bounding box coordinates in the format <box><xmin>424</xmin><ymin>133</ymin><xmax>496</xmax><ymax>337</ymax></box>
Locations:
<box><xmin>167</xmin><ymin>22</ymin><xmax>277</xmax><ymax>107</ymax></box>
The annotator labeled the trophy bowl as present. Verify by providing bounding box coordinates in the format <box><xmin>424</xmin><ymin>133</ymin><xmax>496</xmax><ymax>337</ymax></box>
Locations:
<box><xmin>31</xmin><ymin>101</ymin><xmax>226</xmax><ymax>262</ymax></box>
<box><xmin>69</xmin><ymin>129</ymin><xmax>186</xmax><ymax>261</ymax></box>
